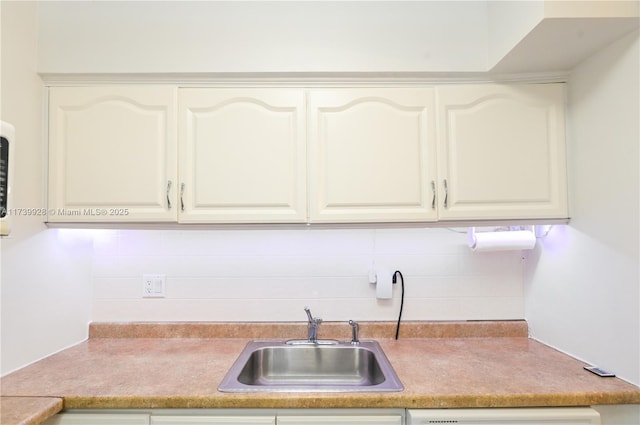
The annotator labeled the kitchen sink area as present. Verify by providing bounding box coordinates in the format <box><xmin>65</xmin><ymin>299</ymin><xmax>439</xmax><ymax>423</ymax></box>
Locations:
<box><xmin>218</xmin><ymin>339</ymin><xmax>404</xmax><ymax>392</ymax></box>
<box><xmin>3</xmin><ymin>320</ymin><xmax>640</xmax><ymax>425</ymax></box>
<box><xmin>218</xmin><ymin>307</ymin><xmax>404</xmax><ymax>392</ymax></box>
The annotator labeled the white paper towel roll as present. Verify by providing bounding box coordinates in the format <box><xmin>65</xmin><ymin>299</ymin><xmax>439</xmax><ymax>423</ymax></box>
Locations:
<box><xmin>468</xmin><ymin>229</ymin><xmax>536</xmax><ymax>252</ymax></box>
<box><xmin>376</xmin><ymin>270</ymin><xmax>393</xmax><ymax>299</ymax></box>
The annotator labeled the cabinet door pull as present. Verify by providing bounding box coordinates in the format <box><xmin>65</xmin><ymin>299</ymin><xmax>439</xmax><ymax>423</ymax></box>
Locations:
<box><xmin>166</xmin><ymin>180</ymin><xmax>172</xmax><ymax>210</ymax></box>
<box><xmin>431</xmin><ymin>180</ymin><xmax>436</xmax><ymax>210</ymax></box>
<box><xmin>180</xmin><ymin>183</ymin><xmax>185</xmax><ymax>212</ymax></box>
<box><xmin>443</xmin><ymin>179</ymin><xmax>448</xmax><ymax>209</ymax></box>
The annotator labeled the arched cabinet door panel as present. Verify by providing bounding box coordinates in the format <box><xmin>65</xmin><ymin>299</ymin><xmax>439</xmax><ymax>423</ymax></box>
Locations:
<box><xmin>309</xmin><ymin>88</ymin><xmax>438</xmax><ymax>223</ymax></box>
<box><xmin>436</xmin><ymin>83</ymin><xmax>568</xmax><ymax>220</ymax></box>
<box><xmin>48</xmin><ymin>86</ymin><xmax>178</xmax><ymax>222</ymax></box>
<box><xmin>178</xmin><ymin>88</ymin><xmax>307</xmax><ymax>223</ymax></box>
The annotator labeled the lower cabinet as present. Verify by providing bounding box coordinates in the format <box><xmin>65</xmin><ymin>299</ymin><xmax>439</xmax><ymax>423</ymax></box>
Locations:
<box><xmin>44</xmin><ymin>407</ymin><xmax>601</xmax><ymax>425</ymax></box>
<box><xmin>276</xmin><ymin>416</ymin><xmax>401</xmax><ymax>425</ymax></box>
<box><xmin>151</xmin><ymin>414</ymin><xmax>401</xmax><ymax>425</ymax></box>
<box><xmin>42</xmin><ymin>410</ymin><xmax>403</xmax><ymax>425</ymax></box>
<box><xmin>43</xmin><ymin>412</ymin><xmax>277</xmax><ymax>425</ymax></box>
<box><xmin>43</xmin><ymin>413</ymin><xmax>151</xmax><ymax>425</ymax></box>
<box><xmin>151</xmin><ymin>416</ymin><xmax>275</xmax><ymax>425</ymax></box>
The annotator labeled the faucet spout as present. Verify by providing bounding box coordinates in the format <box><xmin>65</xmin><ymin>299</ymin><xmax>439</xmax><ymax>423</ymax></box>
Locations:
<box><xmin>304</xmin><ymin>306</ymin><xmax>314</xmax><ymax>323</ymax></box>
<box><xmin>303</xmin><ymin>306</ymin><xmax>322</xmax><ymax>343</ymax></box>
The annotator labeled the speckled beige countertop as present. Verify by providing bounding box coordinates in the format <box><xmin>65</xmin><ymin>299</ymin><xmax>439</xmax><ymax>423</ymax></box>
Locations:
<box><xmin>1</xmin><ymin>321</ymin><xmax>639</xmax><ymax>425</ymax></box>
<box><xmin>0</xmin><ymin>397</ymin><xmax>62</xmax><ymax>425</ymax></box>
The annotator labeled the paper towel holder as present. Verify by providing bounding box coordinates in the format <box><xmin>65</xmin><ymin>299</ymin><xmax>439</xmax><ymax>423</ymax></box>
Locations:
<box><xmin>467</xmin><ymin>225</ymin><xmax>543</xmax><ymax>252</ymax></box>
<box><xmin>467</xmin><ymin>225</ymin><xmax>550</xmax><ymax>243</ymax></box>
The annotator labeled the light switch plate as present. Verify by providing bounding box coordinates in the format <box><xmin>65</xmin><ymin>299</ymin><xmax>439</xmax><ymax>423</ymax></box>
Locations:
<box><xmin>142</xmin><ymin>274</ymin><xmax>166</xmax><ymax>298</ymax></box>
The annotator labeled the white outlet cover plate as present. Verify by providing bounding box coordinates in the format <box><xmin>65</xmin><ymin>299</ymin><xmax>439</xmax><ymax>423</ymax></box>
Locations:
<box><xmin>142</xmin><ymin>274</ymin><xmax>166</xmax><ymax>298</ymax></box>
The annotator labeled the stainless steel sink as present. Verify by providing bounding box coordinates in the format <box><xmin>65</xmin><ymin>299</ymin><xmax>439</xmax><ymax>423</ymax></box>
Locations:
<box><xmin>218</xmin><ymin>340</ymin><xmax>404</xmax><ymax>392</ymax></box>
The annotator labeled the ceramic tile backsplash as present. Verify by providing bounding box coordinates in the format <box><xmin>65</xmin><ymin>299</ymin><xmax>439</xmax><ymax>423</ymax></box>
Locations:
<box><xmin>91</xmin><ymin>228</ymin><xmax>525</xmax><ymax>322</ymax></box>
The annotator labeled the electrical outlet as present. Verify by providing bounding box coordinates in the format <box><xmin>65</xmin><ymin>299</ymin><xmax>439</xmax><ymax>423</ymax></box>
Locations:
<box><xmin>142</xmin><ymin>274</ymin><xmax>166</xmax><ymax>298</ymax></box>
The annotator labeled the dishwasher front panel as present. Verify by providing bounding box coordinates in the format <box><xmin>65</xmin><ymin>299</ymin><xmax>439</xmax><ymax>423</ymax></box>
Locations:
<box><xmin>407</xmin><ymin>407</ymin><xmax>600</xmax><ymax>425</ymax></box>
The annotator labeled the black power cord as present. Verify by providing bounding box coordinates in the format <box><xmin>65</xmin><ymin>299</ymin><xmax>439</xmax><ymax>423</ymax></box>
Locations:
<box><xmin>392</xmin><ymin>270</ymin><xmax>404</xmax><ymax>340</ymax></box>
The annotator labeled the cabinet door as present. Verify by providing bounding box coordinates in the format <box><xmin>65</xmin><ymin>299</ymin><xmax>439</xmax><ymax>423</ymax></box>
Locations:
<box><xmin>309</xmin><ymin>88</ymin><xmax>437</xmax><ymax>223</ymax></box>
<box><xmin>43</xmin><ymin>413</ymin><xmax>150</xmax><ymax>424</ymax></box>
<box><xmin>436</xmin><ymin>83</ymin><xmax>568</xmax><ymax>220</ymax></box>
<box><xmin>151</xmin><ymin>416</ymin><xmax>275</xmax><ymax>425</ymax></box>
<box><xmin>48</xmin><ymin>86</ymin><xmax>178</xmax><ymax>222</ymax></box>
<box><xmin>277</xmin><ymin>416</ymin><xmax>402</xmax><ymax>425</ymax></box>
<box><xmin>178</xmin><ymin>88</ymin><xmax>306</xmax><ymax>223</ymax></box>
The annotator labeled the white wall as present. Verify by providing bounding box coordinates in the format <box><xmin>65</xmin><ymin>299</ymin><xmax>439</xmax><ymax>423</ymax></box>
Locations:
<box><xmin>36</xmin><ymin>1</ymin><xmax>489</xmax><ymax>73</ymax></box>
<box><xmin>0</xmin><ymin>1</ymin><xmax>93</xmax><ymax>375</ymax></box>
<box><xmin>524</xmin><ymin>29</ymin><xmax>639</xmax><ymax>389</ymax></box>
<box><xmin>487</xmin><ymin>0</ymin><xmax>544</xmax><ymax>67</ymax></box>
<box><xmin>91</xmin><ymin>227</ymin><xmax>525</xmax><ymax>322</ymax></box>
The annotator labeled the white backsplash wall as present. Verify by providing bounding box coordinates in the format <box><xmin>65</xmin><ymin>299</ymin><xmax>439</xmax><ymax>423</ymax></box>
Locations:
<box><xmin>91</xmin><ymin>227</ymin><xmax>524</xmax><ymax>322</ymax></box>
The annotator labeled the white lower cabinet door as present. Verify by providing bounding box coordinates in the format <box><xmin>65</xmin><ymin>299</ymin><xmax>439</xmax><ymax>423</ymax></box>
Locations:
<box><xmin>42</xmin><ymin>413</ymin><xmax>150</xmax><ymax>425</ymax></box>
<box><xmin>150</xmin><ymin>416</ymin><xmax>275</xmax><ymax>425</ymax></box>
<box><xmin>276</xmin><ymin>416</ymin><xmax>402</xmax><ymax>425</ymax></box>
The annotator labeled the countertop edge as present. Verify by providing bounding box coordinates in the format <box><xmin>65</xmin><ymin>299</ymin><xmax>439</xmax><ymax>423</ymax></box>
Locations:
<box><xmin>59</xmin><ymin>392</ymin><xmax>640</xmax><ymax>410</ymax></box>
<box><xmin>4</xmin><ymin>391</ymin><xmax>638</xmax><ymax>423</ymax></box>
<box><xmin>0</xmin><ymin>397</ymin><xmax>63</xmax><ymax>425</ymax></box>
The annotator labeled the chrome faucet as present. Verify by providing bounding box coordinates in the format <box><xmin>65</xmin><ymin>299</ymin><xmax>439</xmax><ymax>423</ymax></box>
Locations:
<box><xmin>348</xmin><ymin>320</ymin><xmax>360</xmax><ymax>345</ymax></box>
<box><xmin>304</xmin><ymin>306</ymin><xmax>322</xmax><ymax>343</ymax></box>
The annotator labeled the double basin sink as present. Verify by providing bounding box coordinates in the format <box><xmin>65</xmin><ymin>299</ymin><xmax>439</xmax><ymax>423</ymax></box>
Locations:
<box><xmin>218</xmin><ymin>339</ymin><xmax>404</xmax><ymax>392</ymax></box>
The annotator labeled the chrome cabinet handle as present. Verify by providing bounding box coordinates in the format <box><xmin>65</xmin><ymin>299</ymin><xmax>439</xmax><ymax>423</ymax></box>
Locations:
<box><xmin>166</xmin><ymin>180</ymin><xmax>172</xmax><ymax>210</ymax></box>
<box><xmin>431</xmin><ymin>180</ymin><xmax>436</xmax><ymax>210</ymax></box>
<box><xmin>180</xmin><ymin>183</ymin><xmax>185</xmax><ymax>212</ymax></box>
<box><xmin>443</xmin><ymin>179</ymin><xmax>448</xmax><ymax>209</ymax></box>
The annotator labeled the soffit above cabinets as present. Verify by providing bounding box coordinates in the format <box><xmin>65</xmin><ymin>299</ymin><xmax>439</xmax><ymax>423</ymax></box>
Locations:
<box><xmin>36</xmin><ymin>1</ymin><xmax>639</xmax><ymax>78</ymax></box>
<box><xmin>491</xmin><ymin>18</ymin><xmax>639</xmax><ymax>73</ymax></box>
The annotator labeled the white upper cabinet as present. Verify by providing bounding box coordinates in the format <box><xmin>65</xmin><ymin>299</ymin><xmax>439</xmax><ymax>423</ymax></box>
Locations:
<box><xmin>48</xmin><ymin>86</ymin><xmax>177</xmax><ymax>222</ymax></box>
<box><xmin>436</xmin><ymin>83</ymin><xmax>568</xmax><ymax>220</ymax></box>
<box><xmin>308</xmin><ymin>88</ymin><xmax>437</xmax><ymax>223</ymax></box>
<box><xmin>178</xmin><ymin>88</ymin><xmax>307</xmax><ymax>223</ymax></box>
<box><xmin>47</xmin><ymin>83</ymin><xmax>568</xmax><ymax>225</ymax></box>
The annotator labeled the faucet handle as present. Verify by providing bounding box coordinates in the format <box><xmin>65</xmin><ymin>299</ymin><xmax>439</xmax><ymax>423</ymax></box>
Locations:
<box><xmin>348</xmin><ymin>319</ymin><xmax>360</xmax><ymax>345</ymax></box>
